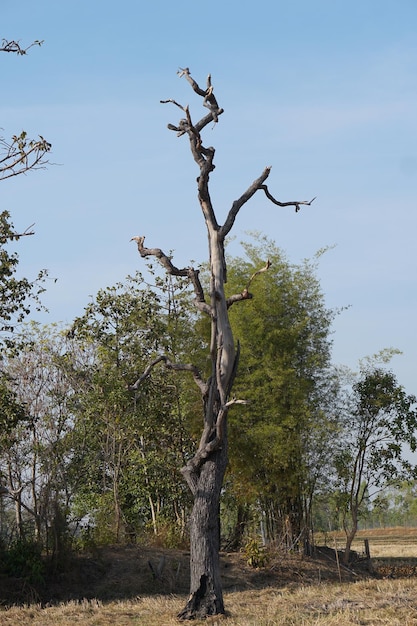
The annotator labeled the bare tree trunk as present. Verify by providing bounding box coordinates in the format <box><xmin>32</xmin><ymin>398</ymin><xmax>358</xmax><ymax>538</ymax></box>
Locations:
<box><xmin>14</xmin><ymin>495</ymin><xmax>24</xmax><ymax>539</ymax></box>
<box><xmin>179</xmin><ymin>445</ymin><xmax>228</xmax><ymax>619</ymax></box>
<box><xmin>130</xmin><ymin>68</ymin><xmax>312</xmax><ymax>620</ymax></box>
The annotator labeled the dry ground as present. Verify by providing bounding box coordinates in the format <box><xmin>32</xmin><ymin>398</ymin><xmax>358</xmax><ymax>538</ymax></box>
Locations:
<box><xmin>1</xmin><ymin>527</ymin><xmax>417</xmax><ymax>625</ymax></box>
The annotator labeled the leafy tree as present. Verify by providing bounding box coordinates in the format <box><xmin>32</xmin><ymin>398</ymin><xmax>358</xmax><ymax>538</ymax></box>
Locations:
<box><xmin>370</xmin><ymin>481</ymin><xmax>417</xmax><ymax>527</ymax></box>
<box><xmin>334</xmin><ymin>361</ymin><xmax>417</xmax><ymax>563</ymax></box>
<box><xmin>224</xmin><ymin>238</ymin><xmax>338</xmax><ymax>550</ymax></box>
<box><xmin>68</xmin><ymin>274</ymin><xmax>196</xmax><ymax>544</ymax></box>
<box><xmin>130</xmin><ymin>69</ymin><xmax>313</xmax><ymax>619</ymax></box>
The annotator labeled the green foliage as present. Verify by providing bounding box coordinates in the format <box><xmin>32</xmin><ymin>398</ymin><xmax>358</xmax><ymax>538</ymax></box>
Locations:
<box><xmin>1</xmin><ymin>228</ymin><xmax>415</xmax><ymax>566</ymax></box>
<box><xmin>368</xmin><ymin>481</ymin><xmax>417</xmax><ymax>527</ymax></box>
<box><xmin>3</xmin><ymin>538</ymin><xmax>45</xmax><ymax>584</ymax></box>
<box><xmin>0</xmin><ymin>372</ymin><xmax>27</xmax><ymax>433</ymax></box>
<box><xmin>223</xmin><ymin>235</ymin><xmax>338</xmax><ymax>544</ymax></box>
<box><xmin>0</xmin><ymin>211</ymin><xmax>47</xmax><ymax>339</ymax></box>
<box><xmin>330</xmin><ymin>362</ymin><xmax>417</xmax><ymax>560</ymax></box>
<box><xmin>66</xmin><ymin>273</ymin><xmax>196</xmax><ymax>544</ymax></box>
<box><xmin>243</xmin><ymin>537</ymin><xmax>269</xmax><ymax>568</ymax></box>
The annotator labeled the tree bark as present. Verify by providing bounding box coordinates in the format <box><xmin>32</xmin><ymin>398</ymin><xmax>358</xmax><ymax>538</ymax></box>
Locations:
<box><xmin>343</xmin><ymin>514</ymin><xmax>358</xmax><ymax>564</ymax></box>
<box><xmin>178</xmin><ymin>444</ymin><xmax>228</xmax><ymax>619</ymax></box>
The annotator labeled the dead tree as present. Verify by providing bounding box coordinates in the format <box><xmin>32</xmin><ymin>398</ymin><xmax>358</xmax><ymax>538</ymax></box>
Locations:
<box><xmin>131</xmin><ymin>68</ymin><xmax>314</xmax><ymax>620</ymax></box>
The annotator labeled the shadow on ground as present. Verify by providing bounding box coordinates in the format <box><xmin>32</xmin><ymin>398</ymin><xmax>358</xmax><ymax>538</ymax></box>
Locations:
<box><xmin>1</xmin><ymin>544</ymin><xmax>416</xmax><ymax>607</ymax></box>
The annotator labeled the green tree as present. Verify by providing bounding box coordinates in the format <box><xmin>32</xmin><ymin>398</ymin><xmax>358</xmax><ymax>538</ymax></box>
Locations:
<box><xmin>224</xmin><ymin>237</ymin><xmax>338</xmax><ymax>550</ymax></box>
<box><xmin>68</xmin><ymin>274</ymin><xmax>195</xmax><ymax>544</ymax></box>
<box><xmin>334</xmin><ymin>361</ymin><xmax>417</xmax><ymax>563</ymax></box>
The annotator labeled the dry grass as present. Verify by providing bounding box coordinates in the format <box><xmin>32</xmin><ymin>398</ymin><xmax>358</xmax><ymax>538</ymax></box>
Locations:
<box><xmin>2</xmin><ymin>528</ymin><xmax>417</xmax><ymax>625</ymax></box>
<box><xmin>316</xmin><ymin>527</ymin><xmax>417</xmax><ymax>558</ymax></box>
<box><xmin>2</xmin><ymin>579</ymin><xmax>417</xmax><ymax>625</ymax></box>
<box><xmin>351</xmin><ymin>527</ymin><xmax>417</xmax><ymax>558</ymax></box>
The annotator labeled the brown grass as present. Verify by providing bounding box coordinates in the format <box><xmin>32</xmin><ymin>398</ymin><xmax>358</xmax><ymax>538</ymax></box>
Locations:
<box><xmin>2</xmin><ymin>579</ymin><xmax>417</xmax><ymax>625</ymax></box>
<box><xmin>2</xmin><ymin>528</ymin><xmax>417</xmax><ymax>625</ymax></box>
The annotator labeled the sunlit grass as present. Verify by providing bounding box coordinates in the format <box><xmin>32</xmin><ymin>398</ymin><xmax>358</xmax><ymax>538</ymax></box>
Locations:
<box><xmin>317</xmin><ymin>526</ymin><xmax>417</xmax><ymax>558</ymax></box>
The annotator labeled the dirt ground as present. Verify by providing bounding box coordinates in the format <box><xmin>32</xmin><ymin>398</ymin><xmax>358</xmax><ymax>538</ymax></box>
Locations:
<box><xmin>0</xmin><ymin>543</ymin><xmax>397</xmax><ymax>607</ymax></box>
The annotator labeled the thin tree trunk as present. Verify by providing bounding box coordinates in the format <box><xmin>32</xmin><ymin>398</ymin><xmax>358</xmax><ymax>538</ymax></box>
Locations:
<box><xmin>343</xmin><ymin>507</ymin><xmax>358</xmax><ymax>564</ymax></box>
<box><xmin>226</xmin><ymin>503</ymin><xmax>249</xmax><ymax>551</ymax></box>
<box><xmin>14</xmin><ymin>495</ymin><xmax>24</xmax><ymax>539</ymax></box>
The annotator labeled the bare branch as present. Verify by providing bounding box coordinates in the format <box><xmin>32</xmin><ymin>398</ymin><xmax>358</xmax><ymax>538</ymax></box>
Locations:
<box><xmin>224</xmin><ymin>398</ymin><xmax>250</xmax><ymax>408</ymax></box>
<box><xmin>220</xmin><ymin>167</ymin><xmax>315</xmax><ymax>239</ymax></box>
<box><xmin>160</xmin><ymin>98</ymin><xmax>186</xmax><ymax>112</ymax></box>
<box><xmin>220</xmin><ymin>167</ymin><xmax>272</xmax><ymax>238</ymax></box>
<box><xmin>21</xmin><ymin>223</ymin><xmax>35</xmax><ymax>236</ymax></box>
<box><xmin>177</xmin><ymin>68</ymin><xmax>222</xmax><ymax>122</ymax></box>
<box><xmin>260</xmin><ymin>185</ymin><xmax>316</xmax><ymax>213</ymax></box>
<box><xmin>131</xmin><ymin>236</ymin><xmax>211</xmax><ymax>315</ymax></box>
<box><xmin>131</xmin><ymin>236</ymin><xmax>188</xmax><ymax>276</ymax></box>
<box><xmin>244</xmin><ymin>258</ymin><xmax>272</xmax><ymax>293</ymax></box>
<box><xmin>129</xmin><ymin>354</ymin><xmax>208</xmax><ymax>396</ymax></box>
<box><xmin>162</xmin><ymin>69</ymin><xmax>224</xmax><ymax>138</ymax></box>
<box><xmin>0</xmin><ymin>39</ymin><xmax>43</xmax><ymax>55</ymax></box>
<box><xmin>161</xmin><ymin>70</ymin><xmax>223</xmax><ymax>234</ymax></box>
<box><xmin>226</xmin><ymin>259</ymin><xmax>272</xmax><ymax>308</ymax></box>
<box><xmin>8</xmin><ymin>223</ymin><xmax>36</xmax><ymax>240</ymax></box>
<box><xmin>0</xmin><ymin>132</ymin><xmax>51</xmax><ymax>181</ymax></box>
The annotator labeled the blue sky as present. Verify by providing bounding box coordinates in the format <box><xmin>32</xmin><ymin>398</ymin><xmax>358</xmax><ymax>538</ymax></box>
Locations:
<box><xmin>1</xmin><ymin>0</ymin><xmax>416</xmax><ymax>394</ymax></box>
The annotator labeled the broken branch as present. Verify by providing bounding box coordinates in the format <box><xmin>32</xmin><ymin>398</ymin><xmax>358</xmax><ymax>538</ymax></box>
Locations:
<box><xmin>226</xmin><ymin>259</ymin><xmax>272</xmax><ymax>307</ymax></box>
<box><xmin>260</xmin><ymin>185</ymin><xmax>316</xmax><ymax>212</ymax></box>
<box><xmin>131</xmin><ymin>236</ymin><xmax>211</xmax><ymax>314</ymax></box>
<box><xmin>129</xmin><ymin>354</ymin><xmax>208</xmax><ymax>396</ymax></box>
<box><xmin>220</xmin><ymin>167</ymin><xmax>315</xmax><ymax>239</ymax></box>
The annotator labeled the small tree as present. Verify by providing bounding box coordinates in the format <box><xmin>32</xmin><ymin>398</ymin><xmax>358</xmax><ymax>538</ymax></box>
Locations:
<box><xmin>130</xmin><ymin>69</ymin><xmax>313</xmax><ymax>619</ymax></box>
<box><xmin>335</xmin><ymin>364</ymin><xmax>417</xmax><ymax>563</ymax></box>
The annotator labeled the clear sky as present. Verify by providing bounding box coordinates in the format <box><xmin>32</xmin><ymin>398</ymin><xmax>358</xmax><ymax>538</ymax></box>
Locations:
<box><xmin>1</xmin><ymin>0</ymin><xmax>416</xmax><ymax>394</ymax></box>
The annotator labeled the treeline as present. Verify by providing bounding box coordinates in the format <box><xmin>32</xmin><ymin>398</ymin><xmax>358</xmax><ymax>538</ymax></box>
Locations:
<box><xmin>1</xmin><ymin>235</ymin><xmax>416</xmax><ymax>570</ymax></box>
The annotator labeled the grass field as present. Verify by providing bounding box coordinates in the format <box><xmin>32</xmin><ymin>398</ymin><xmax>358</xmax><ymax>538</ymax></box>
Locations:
<box><xmin>2</xmin><ymin>579</ymin><xmax>417</xmax><ymax>625</ymax></box>
<box><xmin>347</xmin><ymin>526</ymin><xmax>417</xmax><ymax>558</ymax></box>
<box><xmin>2</xmin><ymin>527</ymin><xmax>417</xmax><ymax>625</ymax></box>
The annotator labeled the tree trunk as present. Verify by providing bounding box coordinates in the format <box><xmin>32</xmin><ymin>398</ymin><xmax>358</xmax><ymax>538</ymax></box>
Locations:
<box><xmin>177</xmin><ymin>444</ymin><xmax>228</xmax><ymax>620</ymax></box>
<box><xmin>226</xmin><ymin>503</ymin><xmax>250</xmax><ymax>551</ymax></box>
<box><xmin>343</xmin><ymin>527</ymin><xmax>357</xmax><ymax>565</ymax></box>
<box><xmin>343</xmin><ymin>508</ymin><xmax>358</xmax><ymax>564</ymax></box>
